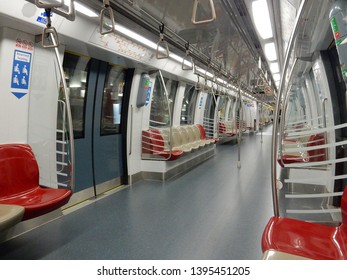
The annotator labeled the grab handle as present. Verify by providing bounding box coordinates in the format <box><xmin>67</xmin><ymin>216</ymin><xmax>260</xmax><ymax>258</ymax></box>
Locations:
<box><xmin>100</xmin><ymin>0</ymin><xmax>115</xmax><ymax>35</ymax></box>
<box><xmin>35</xmin><ymin>0</ymin><xmax>64</xmax><ymax>9</ymax></box>
<box><xmin>182</xmin><ymin>43</ymin><xmax>194</xmax><ymax>70</ymax></box>
<box><xmin>192</xmin><ymin>0</ymin><xmax>216</xmax><ymax>25</ymax></box>
<box><xmin>42</xmin><ymin>26</ymin><xmax>59</xmax><ymax>48</ymax></box>
<box><xmin>52</xmin><ymin>0</ymin><xmax>76</xmax><ymax>21</ymax></box>
<box><xmin>156</xmin><ymin>24</ymin><xmax>170</xmax><ymax>59</ymax></box>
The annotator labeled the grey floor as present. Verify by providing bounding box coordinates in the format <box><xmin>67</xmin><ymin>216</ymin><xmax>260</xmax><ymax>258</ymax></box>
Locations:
<box><xmin>0</xmin><ymin>126</ymin><xmax>274</xmax><ymax>260</ymax></box>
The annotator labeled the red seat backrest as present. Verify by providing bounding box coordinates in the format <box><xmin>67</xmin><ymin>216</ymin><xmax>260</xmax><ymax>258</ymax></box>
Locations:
<box><xmin>150</xmin><ymin>128</ymin><xmax>164</xmax><ymax>152</ymax></box>
<box><xmin>0</xmin><ymin>144</ymin><xmax>39</xmax><ymax>198</ymax></box>
<box><xmin>341</xmin><ymin>188</ymin><xmax>347</xmax><ymax>232</ymax></box>
<box><xmin>196</xmin><ymin>124</ymin><xmax>206</xmax><ymax>139</ymax></box>
<box><xmin>307</xmin><ymin>133</ymin><xmax>326</xmax><ymax>162</ymax></box>
<box><xmin>142</xmin><ymin>130</ymin><xmax>153</xmax><ymax>154</ymax></box>
<box><xmin>218</xmin><ymin>122</ymin><xmax>226</xmax><ymax>133</ymax></box>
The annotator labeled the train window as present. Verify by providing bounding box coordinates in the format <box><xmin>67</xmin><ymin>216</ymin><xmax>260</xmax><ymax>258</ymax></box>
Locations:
<box><xmin>227</xmin><ymin>97</ymin><xmax>236</xmax><ymax>121</ymax></box>
<box><xmin>218</xmin><ymin>95</ymin><xmax>228</xmax><ymax>120</ymax></box>
<box><xmin>180</xmin><ymin>84</ymin><xmax>198</xmax><ymax>125</ymax></box>
<box><xmin>100</xmin><ymin>64</ymin><xmax>126</xmax><ymax>135</ymax></box>
<box><xmin>62</xmin><ymin>52</ymin><xmax>91</xmax><ymax>139</ymax></box>
<box><xmin>150</xmin><ymin>75</ymin><xmax>178</xmax><ymax>127</ymax></box>
<box><xmin>166</xmin><ymin>78</ymin><xmax>178</xmax><ymax>118</ymax></box>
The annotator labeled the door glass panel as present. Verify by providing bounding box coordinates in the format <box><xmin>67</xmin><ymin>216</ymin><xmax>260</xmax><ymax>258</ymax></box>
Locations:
<box><xmin>180</xmin><ymin>84</ymin><xmax>198</xmax><ymax>125</ymax></box>
<box><xmin>62</xmin><ymin>52</ymin><xmax>91</xmax><ymax>139</ymax></box>
<box><xmin>150</xmin><ymin>75</ymin><xmax>169</xmax><ymax>127</ymax></box>
<box><xmin>165</xmin><ymin>78</ymin><xmax>178</xmax><ymax>119</ymax></box>
<box><xmin>101</xmin><ymin>64</ymin><xmax>127</xmax><ymax>135</ymax></box>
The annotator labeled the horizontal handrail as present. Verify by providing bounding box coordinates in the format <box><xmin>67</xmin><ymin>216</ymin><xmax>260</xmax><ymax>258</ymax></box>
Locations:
<box><xmin>286</xmin><ymin>209</ymin><xmax>341</xmax><ymax>214</ymax></box>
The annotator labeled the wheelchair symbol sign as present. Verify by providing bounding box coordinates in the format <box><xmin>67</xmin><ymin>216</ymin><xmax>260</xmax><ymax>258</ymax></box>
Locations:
<box><xmin>11</xmin><ymin>50</ymin><xmax>32</xmax><ymax>99</ymax></box>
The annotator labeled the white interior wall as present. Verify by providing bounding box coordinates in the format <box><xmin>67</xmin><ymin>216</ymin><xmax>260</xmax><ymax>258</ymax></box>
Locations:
<box><xmin>0</xmin><ymin>27</ymin><xmax>34</xmax><ymax>144</ymax></box>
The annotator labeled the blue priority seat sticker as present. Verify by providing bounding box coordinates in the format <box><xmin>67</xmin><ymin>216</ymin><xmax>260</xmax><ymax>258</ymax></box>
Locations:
<box><xmin>11</xmin><ymin>50</ymin><xmax>32</xmax><ymax>99</ymax></box>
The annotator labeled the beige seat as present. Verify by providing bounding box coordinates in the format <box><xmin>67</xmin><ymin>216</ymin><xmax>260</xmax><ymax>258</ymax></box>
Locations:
<box><xmin>180</xmin><ymin>126</ymin><xmax>199</xmax><ymax>150</ymax></box>
<box><xmin>184</xmin><ymin>126</ymin><xmax>201</xmax><ymax>150</ymax></box>
<box><xmin>191</xmin><ymin>125</ymin><xmax>207</xmax><ymax>147</ymax></box>
<box><xmin>172</xmin><ymin>127</ymin><xmax>192</xmax><ymax>153</ymax></box>
<box><xmin>262</xmin><ymin>250</ymin><xmax>311</xmax><ymax>260</ymax></box>
<box><xmin>0</xmin><ymin>204</ymin><xmax>25</xmax><ymax>231</ymax></box>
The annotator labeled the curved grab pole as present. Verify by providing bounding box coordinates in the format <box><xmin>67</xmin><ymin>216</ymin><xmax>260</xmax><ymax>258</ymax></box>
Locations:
<box><xmin>322</xmin><ymin>97</ymin><xmax>328</xmax><ymax>128</ymax></box>
<box><xmin>50</xmin><ymin>33</ymin><xmax>75</xmax><ymax>191</ymax></box>
<box><xmin>34</xmin><ymin>4</ymin><xmax>74</xmax><ymax>190</ymax></box>
<box><xmin>158</xmin><ymin>70</ymin><xmax>173</xmax><ymax>160</ymax></box>
<box><xmin>237</xmin><ymin>83</ymin><xmax>243</xmax><ymax>168</ymax></box>
<box><xmin>278</xmin><ymin>58</ymin><xmax>299</xmax><ymax>168</ymax></box>
<box><xmin>271</xmin><ymin>0</ymin><xmax>309</xmax><ymax>217</ymax></box>
<box><xmin>35</xmin><ymin>0</ymin><xmax>64</xmax><ymax>9</ymax></box>
<box><xmin>192</xmin><ymin>0</ymin><xmax>216</xmax><ymax>25</ymax></box>
<box><xmin>100</xmin><ymin>0</ymin><xmax>115</xmax><ymax>35</ymax></box>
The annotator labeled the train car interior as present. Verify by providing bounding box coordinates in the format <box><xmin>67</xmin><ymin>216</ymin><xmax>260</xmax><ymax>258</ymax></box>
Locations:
<box><xmin>0</xmin><ymin>0</ymin><xmax>346</xmax><ymax>261</ymax></box>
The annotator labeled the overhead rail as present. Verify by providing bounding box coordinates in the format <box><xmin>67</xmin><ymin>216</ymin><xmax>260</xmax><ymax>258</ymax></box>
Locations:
<box><xmin>191</xmin><ymin>0</ymin><xmax>216</xmax><ymax>25</ymax></box>
<box><xmin>99</xmin><ymin>0</ymin><xmax>115</xmax><ymax>35</ymax></box>
<box><xmin>156</xmin><ymin>24</ymin><xmax>170</xmax><ymax>59</ymax></box>
<box><xmin>108</xmin><ymin>0</ymin><xmax>262</xmax><ymax>98</ymax></box>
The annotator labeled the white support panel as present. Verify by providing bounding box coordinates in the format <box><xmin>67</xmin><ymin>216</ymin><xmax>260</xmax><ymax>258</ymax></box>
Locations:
<box><xmin>0</xmin><ymin>27</ymin><xmax>34</xmax><ymax>144</ymax></box>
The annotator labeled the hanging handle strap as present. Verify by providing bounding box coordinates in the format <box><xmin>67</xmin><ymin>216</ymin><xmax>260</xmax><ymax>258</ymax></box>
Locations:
<box><xmin>192</xmin><ymin>0</ymin><xmax>216</xmax><ymax>25</ymax></box>
<box><xmin>182</xmin><ymin>42</ymin><xmax>194</xmax><ymax>70</ymax></box>
<box><xmin>42</xmin><ymin>27</ymin><xmax>59</xmax><ymax>48</ymax></box>
<box><xmin>100</xmin><ymin>0</ymin><xmax>115</xmax><ymax>35</ymax></box>
<box><xmin>41</xmin><ymin>8</ymin><xmax>59</xmax><ymax>48</ymax></box>
<box><xmin>195</xmin><ymin>75</ymin><xmax>202</xmax><ymax>90</ymax></box>
<box><xmin>35</xmin><ymin>0</ymin><xmax>64</xmax><ymax>9</ymax></box>
<box><xmin>156</xmin><ymin>24</ymin><xmax>170</xmax><ymax>59</ymax></box>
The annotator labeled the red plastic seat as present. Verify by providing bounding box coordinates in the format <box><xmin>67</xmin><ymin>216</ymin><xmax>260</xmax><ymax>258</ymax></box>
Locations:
<box><xmin>277</xmin><ymin>154</ymin><xmax>309</xmax><ymax>167</ymax></box>
<box><xmin>307</xmin><ymin>133</ymin><xmax>326</xmax><ymax>162</ymax></box>
<box><xmin>261</xmin><ymin>188</ymin><xmax>347</xmax><ymax>260</ymax></box>
<box><xmin>0</xmin><ymin>144</ymin><xmax>72</xmax><ymax>220</ymax></box>
<box><xmin>278</xmin><ymin>133</ymin><xmax>326</xmax><ymax>167</ymax></box>
<box><xmin>196</xmin><ymin>124</ymin><xmax>216</xmax><ymax>143</ymax></box>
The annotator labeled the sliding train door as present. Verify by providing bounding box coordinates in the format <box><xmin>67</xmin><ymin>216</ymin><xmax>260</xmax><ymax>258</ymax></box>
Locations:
<box><xmin>62</xmin><ymin>52</ymin><xmax>132</xmax><ymax>194</ymax></box>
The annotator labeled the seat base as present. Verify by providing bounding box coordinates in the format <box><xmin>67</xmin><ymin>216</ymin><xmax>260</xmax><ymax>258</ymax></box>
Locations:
<box><xmin>262</xmin><ymin>249</ymin><xmax>311</xmax><ymax>260</ymax></box>
<box><xmin>0</xmin><ymin>204</ymin><xmax>25</xmax><ymax>231</ymax></box>
<box><xmin>0</xmin><ymin>186</ymin><xmax>72</xmax><ymax>220</ymax></box>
